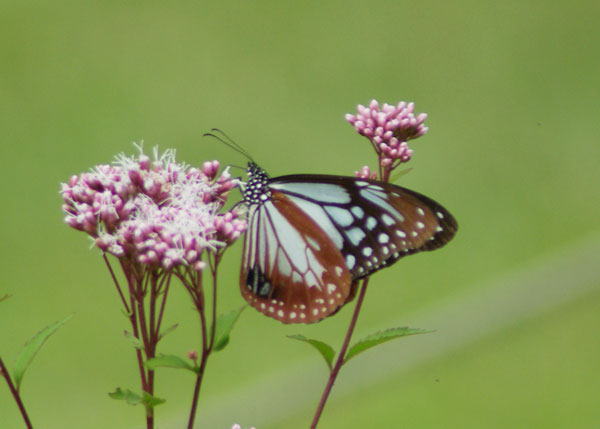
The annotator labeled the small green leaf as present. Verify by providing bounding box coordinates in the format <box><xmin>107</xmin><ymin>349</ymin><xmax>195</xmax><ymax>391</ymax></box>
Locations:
<box><xmin>0</xmin><ymin>294</ymin><xmax>11</xmax><ymax>303</ymax></box>
<box><xmin>109</xmin><ymin>387</ymin><xmax>143</xmax><ymax>405</ymax></box>
<box><xmin>109</xmin><ymin>388</ymin><xmax>166</xmax><ymax>408</ymax></box>
<box><xmin>345</xmin><ymin>327</ymin><xmax>432</xmax><ymax>363</ymax></box>
<box><xmin>390</xmin><ymin>167</ymin><xmax>413</xmax><ymax>183</ymax></box>
<box><xmin>287</xmin><ymin>335</ymin><xmax>335</xmax><ymax>370</ymax></box>
<box><xmin>146</xmin><ymin>354</ymin><xmax>197</xmax><ymax>373</ymax></box>
<box><xmin>213</xmin><ymin>306</ymin><xmax>245</xmax><ymax>352</ymax></box>
<box><xmin>158</xmin><ymin>323</ymin><xmax>179</xmax><ymax>340</ymax></box>
<box><xmin>142</xmin><ymin>391</ymin><xmax>166</xmax><ymax>408</ymax></box>
<box><xmin>13</xmin><ymin>315</ymin><xmax>73</xmax><ymax>390</ymax></box>
<box><xmin>124</xmin><ymin>330</ymin><xmax>144</xmax><ymax>350</ymax></box>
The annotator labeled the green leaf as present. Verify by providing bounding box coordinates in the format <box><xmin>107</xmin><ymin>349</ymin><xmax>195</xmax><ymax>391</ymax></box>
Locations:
<box><xmin>13</xmin><ymin>314</ymin><xmax>73</xmax><ymax>390</ymax></box>
<box><xmin>124</xmin><ymin>330</ymin><xmax>144</xmax><ymax>350</ymax></box>
<box><xmin>345</xmin><ymin>327</ymin><xmax>432</xmax><ymax>363</ymax></box>
<box><xmin>146</xmin><ymin>354</ymin><xmax>197</xmax><ymax>373</ymax></box>
<box><xmin>0</xmin><ymin>294</ymin><xmax>11</xmax><ymax>303</ymax></box>
<box><xmin>213</xmin><ymin>306</ymin><xmax>245</xmax><ymax>352</ymax></box>
<box><xmin>287</xmin><ymin>334</ymin><xmax>335</xmax><ymax>370</ymax></box>
<box><xmin>142</xmin><ymin>391</ymin><xmax>166</xmax><ymax>408</ymax></box>
<box><xmin>158</xmin><ymin>323</ymin><xmax>179</xmax><ymax>340</ymax></box>
<box><xmin>109</xmin><ymin>387</ymin><xmax>143</xmax><ymax>405</ymax></box>
<box><xmin>390</xmin><ymin>167</ymin><xmax>413</xmax><ymax>183</ymax></box>
<box><xmin>108</xmin><ymin>388</ymin><xmax>165</xmax><ymax>408</ymax></box>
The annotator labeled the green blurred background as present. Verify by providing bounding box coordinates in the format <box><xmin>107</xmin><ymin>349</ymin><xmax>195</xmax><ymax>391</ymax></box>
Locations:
<box><xmin>2</xmin><ymin>1</ymin><xmax>600</xmax><ymax>428</ymax></box>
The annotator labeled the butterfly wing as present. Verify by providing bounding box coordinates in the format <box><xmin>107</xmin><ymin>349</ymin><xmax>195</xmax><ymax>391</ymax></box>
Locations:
<box><xmin>240</xmin><ymin>190</ymin><xmax>353</xmax><ymax>324</ymax></box>
<box><xmin>269</xmin><ymin>175</ymin><xmax>458</xmax><ymax>279</ymax></box>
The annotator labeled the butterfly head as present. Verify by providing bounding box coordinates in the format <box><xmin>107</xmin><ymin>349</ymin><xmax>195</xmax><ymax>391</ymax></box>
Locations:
<box><xmin>243</xmin><ymin>162</ymin><xmax>271</xmax><ymax>205</ymax></box>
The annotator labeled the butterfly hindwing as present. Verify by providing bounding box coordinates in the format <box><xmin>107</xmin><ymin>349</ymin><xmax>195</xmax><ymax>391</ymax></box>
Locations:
<box><xmin>240</xmin><ymin>190</ymin><xmax>352</xmax><ymax>324</ymax></box>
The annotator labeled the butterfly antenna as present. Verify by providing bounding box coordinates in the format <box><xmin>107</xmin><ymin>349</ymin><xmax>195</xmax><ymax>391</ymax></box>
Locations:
<box><xmin>211</xmin><ymin>128</ymin><xmax>256</xmax><ymax>163</ymax></box>
<box><xmin>202</xmin><ymin>132</ymin><xmax>255</xmax><ymax>164</ymax></box>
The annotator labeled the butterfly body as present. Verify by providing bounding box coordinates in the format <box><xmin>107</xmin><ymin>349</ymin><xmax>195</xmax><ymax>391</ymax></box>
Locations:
<box><xmin>240</xmin><ymin>162</ymin><xmax>457</xmax><ymax>324</ymax></box>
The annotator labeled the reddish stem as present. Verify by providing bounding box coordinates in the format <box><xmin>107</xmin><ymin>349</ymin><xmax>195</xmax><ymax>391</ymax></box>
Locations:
<box><xmin>310</xmin><ymin>278</ymin><xmax>370</xmax><ymax>429</ymax></box>
<box><xmin>0</xmin><ymin>357</ymin><xmax>33</xmax><ymax>429</ymax></box>
<box><xmin>187</xmin><ymin>254</ymin><xmax>221</xmax><ymax>429</ymax></box>
<box><xmin>114</xmin><ymin>259</ymin><xmax>161</xmax><ymax>429</ymax></box>
<box><xmin>187</xmin><ymin>270</ymin><xmax>207</xmax><ymax>429</ymax></box>
<box><xmin>103</xmin><ymin>254</ymin><xmax>129</xmax><ymax>313</ymax></box>
<box><xmin>115</xmin><ymin>260</ymin><xmax>148</xmax><ymax>391</ymax></box>
<box><xmin>187</xmin><ymin>348</ymin><xmax>209</xmax><ymax>429</ymax></box>
<box><xmin>154</xmin><ymin>276</ymin><xmax>171</xmax><ymax>339</ymax></box>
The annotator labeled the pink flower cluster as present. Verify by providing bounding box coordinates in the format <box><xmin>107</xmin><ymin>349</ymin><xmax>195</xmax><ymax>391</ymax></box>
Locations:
<box><xmin>61</xmin><ymin>146</ymin><xmax>246</xmax><ymax>271</ymax></box>
<box><xmin>346</xmin><ymin>100</ymin><xmax>428</xmax><ymax>168</ymax></box>
<box><xmin>354</xmin><ymin>165</ymin><xmax>377</xmax><ymax>180</ymax></box>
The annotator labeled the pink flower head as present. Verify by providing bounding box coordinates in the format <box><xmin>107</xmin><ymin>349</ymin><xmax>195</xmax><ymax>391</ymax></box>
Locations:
<box><xmin>345</xmin><ymin>100</ymin><xmax>428</xmax><ymax>172</ymax></box>
<box><xmin>61</xmin><ymin>145</ymin><xmax>246</xmax><ymax>271</ymax></box>
<box><xmin>354</xmin><ymin>165</ymin><xmax>377</xmax><ymax>180</ymax></box>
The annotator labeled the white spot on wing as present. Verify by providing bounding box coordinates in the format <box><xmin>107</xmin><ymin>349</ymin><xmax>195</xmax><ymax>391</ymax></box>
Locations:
<box><xmin>325</xmin><ymin>205</ymin><xmax>353</xmax><ymax>227</ymax></box>
<box><xmin>347</xmin><ymin>227</ymin><xmax>366</xmax><ymax>246</ymax></box>
<box><xmin>346</xmin><ymin>254</ymin><xmax>356</xmax><ymax>269</ymax></box>
<box><xmin>351</xmin><ymin>206</ymin><xmax>364</xmax><ymax>218</ymax></box>
<box><xmin>382</xmin><ymin>214</ymin><xmax>395</xmax><ymax>226</ymax></box>
<box><xmin>366</xmin><ymin>216</ymin><xmax>377</xmax><ymax>230</ymax></box>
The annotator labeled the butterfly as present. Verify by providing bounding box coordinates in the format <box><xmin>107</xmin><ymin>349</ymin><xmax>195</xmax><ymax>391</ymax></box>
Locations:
<box><xmin>239</xmin><ymin>162</ymin><xmax>458</xmax><ymax>324</ymax></box>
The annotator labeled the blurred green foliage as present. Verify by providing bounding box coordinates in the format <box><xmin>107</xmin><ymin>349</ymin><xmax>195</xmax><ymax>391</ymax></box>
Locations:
<box><xmin>1</xmin><ymin>1</ymin><xmax>599</xmax><ymax>428</ymax></box>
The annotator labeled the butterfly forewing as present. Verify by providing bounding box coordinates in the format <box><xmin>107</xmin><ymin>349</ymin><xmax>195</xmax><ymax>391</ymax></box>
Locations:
<box><xmin>240</xmin><ymin>190</ymin><xmax>352</xmax><ymax>324</ymax></box>
<box><xmin>270</xmin><ymin>175</ymin><xmax>457</xmax><ymax>279</ymax></box>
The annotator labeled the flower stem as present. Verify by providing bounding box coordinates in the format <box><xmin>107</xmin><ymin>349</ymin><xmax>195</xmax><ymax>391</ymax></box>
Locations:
<box><xmin>310</xmin><ymin>278</ymin><xmax>370</xmax><ymax>429</ymax></box>
<box><xmin>187</xmin><ymin>350</ymin><xmax>208</xmax><ymax>429</ymax></box>
<box><xmin>0</xmin><ymin>357</ymin><xmax>33</xmax><ymax>429</ymax></box>
<box><xmin>186</xmin><ymin>254</ymin><xmax>221</xmax><ymax>429</ymax></box>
